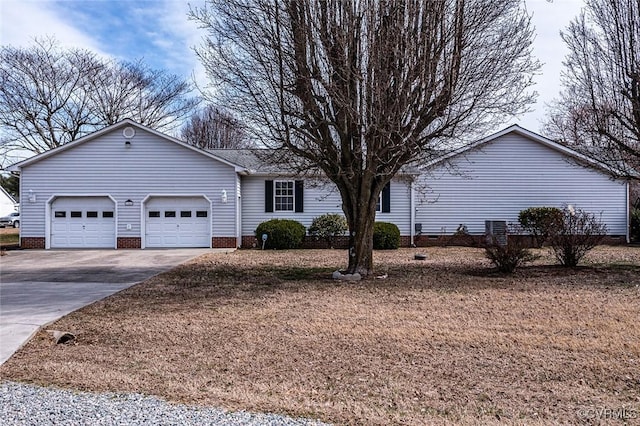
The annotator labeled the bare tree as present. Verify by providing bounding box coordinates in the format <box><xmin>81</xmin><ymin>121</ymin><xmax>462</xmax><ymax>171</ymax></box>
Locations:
<box><xmin>181</xmin><ymin>104</ymin><xmax>251</xmax><ymax>149</ymax></box>
<box><xmin>0</xmin><ymin>38</ymin><xmax>102</xmax><ymax>154</ymax></box>
<box><xmin>191</xmin><ymin>0</ymin><xmax>539</xmax><ymax>276</ymax></box>
<box><xmin>544</xmin><ymin>0</ymin><xmax>640</xmax><ymax>179</ymax></box>
<box><xmin>0</xmin><ymin>38</ymin><xmax>199</xmax><ymax>156</ymax></box>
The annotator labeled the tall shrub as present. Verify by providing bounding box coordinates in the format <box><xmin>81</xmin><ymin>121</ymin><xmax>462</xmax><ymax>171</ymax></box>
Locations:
<box><xmin>255</xmin><ymin>219</ymin><xmax>306</xmax><ymax>249</ymax></box>
<box><xmin>548</xmin><ymin>205</ymin><xmax>607</xmax><ymax>267</ymax></box>
<box><xmin>518</xmin><ymin>206</ymin><xmax>562</xmax><ymax>247</ymax></box>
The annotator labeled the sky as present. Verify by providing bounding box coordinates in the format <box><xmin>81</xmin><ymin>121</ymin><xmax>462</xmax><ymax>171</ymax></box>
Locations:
<box><xmin>0</xmin><ymin>0</ymin><xmax>585</xmax><ymax>134</ymax></box>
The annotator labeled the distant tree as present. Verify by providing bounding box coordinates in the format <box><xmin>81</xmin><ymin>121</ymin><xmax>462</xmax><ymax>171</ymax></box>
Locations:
<box><xmin>544</xmin><ymin>0</ymin><xmax>640</xmax><ymax>179</ymax></box>
<box><xmin>0</xmin><ymin>38</ymin><xmax>102</xmax><ymax>154</ymax></box>
<box><xmin>89</xmin><ymin>60</ymin><xmax>199</xmax><ymax>129</ymax></box>
<box><xmin>191</xmin><ymin>0</ymin><xmax>540</xmax><ymax>276</ymax></box>
<box><xmin>0</xmin><ymin>38</ymin><xmax>198</xmax><ymax>156</ymax></box>
<box><xmin>0</xmin><ymin>174</ymin><xmax>19</xmax><ymax>199</ymax></box>
<box><xmin>181</xmin><ymin>105</ymin><xmax>250</xmax><ymax>149</ymax></box>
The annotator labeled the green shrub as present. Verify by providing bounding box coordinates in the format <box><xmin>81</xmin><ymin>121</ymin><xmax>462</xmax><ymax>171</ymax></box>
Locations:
<box><xmin>548</xmin><ymin>205</ymin><xmax>607</xmax><ymax>267</ymax></box>
<box><xmin>631</xmin><ymin>208</ymin><xmax>640</xmax><ymax>242</ymax></box>
<box><xmin>308</xmin><ymin>213</ymin><xmax>348</xmax><ymax>248</ymax></box>
<box><xmin>518</xmin><ymin>206</ymin><xmax>563</xmax><ymax>247</ymax></box>
<box><xmin>373</xmin><ymin>222</ymin><xmax>400</xmax><ymax>250</ymax></box>
<box><xmin>255</xmin><ymin>219</ymin><xmax>306</xmax><ymax>249</ymax></box>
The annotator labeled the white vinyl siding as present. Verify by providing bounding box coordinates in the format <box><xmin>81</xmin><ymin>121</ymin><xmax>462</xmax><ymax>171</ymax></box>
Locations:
<box><xmin>241</xmin><ymin>176</ymin><xmax>411</xmax><ymax>236</ymax></box>
<box><xmin>19</xmin><ymin>126</ymin><xmax>238</xmax><ymax>245</ymax></box>
<box><xmin>414</xmin><ymin>133</ymin><xmax>627</xmax><ymax>235</ymax></box>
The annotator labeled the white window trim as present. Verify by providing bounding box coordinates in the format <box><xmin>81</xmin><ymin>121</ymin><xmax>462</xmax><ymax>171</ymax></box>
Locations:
<box><xmin>274</xmin><ymin>180</ymin><xmax>295</xmax><ymax>212</ymax></box>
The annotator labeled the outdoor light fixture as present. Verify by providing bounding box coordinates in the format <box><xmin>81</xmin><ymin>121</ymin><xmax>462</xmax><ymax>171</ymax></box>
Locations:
<box><xmin>221</xmin><ymin>189</ymin><xmax>228</xmax><ymax>204</ymax></box>
<box><xmin>124</xmin><ymin>199</ymin><xmax>134</xmax><ymax>206</ymax></box>
<box><xmin>28</xmin><ymin>189</ymin><xmax>36</xmax><ymax>203</ymax></box>
<box><xmin>124</xmin><ymin>140</ymin><xmax>132</xmax><ymax>148</ymax></box>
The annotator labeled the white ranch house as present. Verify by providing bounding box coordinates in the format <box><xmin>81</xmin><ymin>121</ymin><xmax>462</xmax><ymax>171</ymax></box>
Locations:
<box><xmin>8</xmin><ymin>119</ymin><xmax>630</xmax><ymax>249</ymax></box>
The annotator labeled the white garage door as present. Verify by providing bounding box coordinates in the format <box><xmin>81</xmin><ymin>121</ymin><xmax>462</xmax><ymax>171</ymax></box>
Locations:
<box><xmin>51</xmin><ymin>197</ymin><xmax>116</xmax><ymax>248</ymax></box>
<box><xmin>145</xmin><ymin>197</ymin><xmax>210</xmax><ymax>248</ymax></box>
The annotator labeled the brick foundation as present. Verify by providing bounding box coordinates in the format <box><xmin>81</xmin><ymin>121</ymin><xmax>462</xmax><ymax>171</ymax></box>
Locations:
<box><xmin>117</xmin><ymin>237</ymin><xmax>142</xmax><ymax>249</ymax></box>
<box><xmin>242</xmin><ymin>235</ymin><xmax>413</xmax><ymax>249</ymax></box>
<box><xmin>212</xmin><ymin>237</ymin><xmax>237</xmax><ymax>248</ymax></box>
<box><xmin>20</xmin><ymin>237</ymin><xmax>45</xmax><ymax>249</ymax></box>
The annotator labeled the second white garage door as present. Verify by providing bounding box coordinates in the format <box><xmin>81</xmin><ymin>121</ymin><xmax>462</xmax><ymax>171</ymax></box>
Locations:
<box><xmin>145</xmin><ymin>197</ymin><xmax>211</xmax><ymax>248</ymax></box>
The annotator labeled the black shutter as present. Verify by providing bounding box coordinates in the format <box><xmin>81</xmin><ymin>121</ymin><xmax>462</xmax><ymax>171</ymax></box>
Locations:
<box><xmin>382</xmin><ymin>182</ymin><xmax>391</xmax><ymax>213</ymax></box>
<box><xmin>265</xmin><ymin>180</ymin><xmax>274</xmax><ymax>212</ymax></box>
<box><xmin>294</xmin><ymin>180</ymin><xmax>304</xmax><ymax>212</ymax></box>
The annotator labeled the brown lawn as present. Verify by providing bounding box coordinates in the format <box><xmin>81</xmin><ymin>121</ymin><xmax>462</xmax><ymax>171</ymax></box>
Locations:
<box><xmin>0</xmin><ymin>227</ymin><xmax>19</xmax><ymax>248</ymax></box>
<box><xmin>1</xmin><ymin>247</ymin><xmax>639</xmax><ymax>425</ymax></box>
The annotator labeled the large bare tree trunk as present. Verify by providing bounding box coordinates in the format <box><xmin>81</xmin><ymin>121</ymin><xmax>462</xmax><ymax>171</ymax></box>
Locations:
<box><xmin>338</xmin><ymin>175</ymin><xmax>381</xmax><ymax>275</ymax></box>
<box><xmin>191</xmin><ymin>0</ymin><xmax>539</xmax><ymax>277</ymax></box>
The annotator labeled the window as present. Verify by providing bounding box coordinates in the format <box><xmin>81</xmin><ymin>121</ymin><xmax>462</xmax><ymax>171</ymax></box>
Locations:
<box><xmin>54</xmin><ymin>211</ymin><xmax>66</xmax><ymax>218</ymax></box>
<box><xmin>86</xmin><ymin>211</ymin><xmax>98</xmax><ymax>218</ymax></box>
<box><xmin>70</xmin><ymin>211</ymin><xmax>82</xmax><ymax>218</ymax></box>
<box><xmin>148</xmin><ymin>211</ymin><xmax>160</xmax><ymax>218</ymax></box>
<box><xmin>164</xmin><ymin>211</ymin><xmax>176</xmax><ymax>218</ymax></box>
<box><xmin>196</xmin><ymin>211</ymin><xmax>208</xmax><ymax>218</ymax></box>
<box><xmin>274</xmin><ymin>180</ymin><xmax>294</xmax><ymax>211</ymax></box>
<box><xmin>265</xmin><ymin>180</ymin><xmax>303</xmax><ymax>213</ymax></box>
<box><xmin>103</xmin><ymin>211</ymin><xmax>114</xmax><ymax>218</ymax></box>
<box><xmin>180</xmin><ymin>211</ymin><xmax>192</xmax><ymax>218</ymax></box>
<box><xmin>376</xmin><ymin>182</ymin><xmax>391</xmax><ymax>213</ymax></box>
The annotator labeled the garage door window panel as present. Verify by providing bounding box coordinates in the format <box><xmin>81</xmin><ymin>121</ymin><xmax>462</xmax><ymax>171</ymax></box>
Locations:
<box><xmin>165</xmin><ymin>211</ymin><xmax>176</xmax><ymax>218</ymax></box>
<box><xmin>87</xmin><ymin>211</ymin><xmax>98</xmax><ymax>218</ymax></box>
<box><xmin>196</xmin><ymin>211</ymin><xmax>208</xmax><ymax>218</ymax></box>
<box><xmin>103</xmin><ymin>211</ymin><xmax>114</xmax><ymax>218</ymax></box>
<box><xmin>181</xmin><ymin>211</ymin><xmax>192</xmax><ymax>218</ymax></box>
<box><xmin>55</xmin><ymin>211</ymin><xmax>66</xmax><ymax>218</ymax></box>
<box><xmin>149</xmin><ymin>211</ymin><xmax>160</xmax><ymax>218</ymax></box>
<box><xmin>70</xmin><ymin>211</ymin><xmax>82</xmax><ymax>218</ymax></box>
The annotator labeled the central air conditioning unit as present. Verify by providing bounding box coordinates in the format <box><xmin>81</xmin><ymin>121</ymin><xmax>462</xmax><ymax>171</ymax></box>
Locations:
<box><xmin>485</xmin><ymin>220</ymin><xmax>507</xmax><ymax>246</ymax></box>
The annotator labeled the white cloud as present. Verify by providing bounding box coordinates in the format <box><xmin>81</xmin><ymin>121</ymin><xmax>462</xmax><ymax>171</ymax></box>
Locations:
<box><xmin>514</xmin><ymin>0</ymin><xmax>585</xmax><ymax>132</ymax></box>
<box><xmin>0</xmin><ymin>0</ymin><xmax>106</xmax><ymax>54</ymax></box>
<box><xmin>155</xmin><ymin>0</ymin><xmax>209</xmax><ymax>92</ymax></box>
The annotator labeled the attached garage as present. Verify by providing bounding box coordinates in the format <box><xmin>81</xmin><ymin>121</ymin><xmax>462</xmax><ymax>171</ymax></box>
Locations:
<box><xmin>50</xmin><ymin>196</ymin><xmax>116</xmax><ymax>248</ymax></box>
<box><xmin>143</xmin><ymin>196</ymin><xmax>211</xmax><ymax>248</ymax></box>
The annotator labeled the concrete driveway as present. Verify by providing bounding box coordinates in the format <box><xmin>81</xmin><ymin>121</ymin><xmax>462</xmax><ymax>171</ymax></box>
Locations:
<box><xmin>0</xmin><ymin>249</ymin><xmax>218</xmax><ymax>364</ymax></box>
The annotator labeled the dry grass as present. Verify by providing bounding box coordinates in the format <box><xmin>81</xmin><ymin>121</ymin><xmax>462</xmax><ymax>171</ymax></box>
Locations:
<box><xmin>0</xmin><ymin>227</ymin><xmax>19</xmax><ymax>246</ymax></box>
<box><xmin>1</xmin><ymin>246</ymin><xmax>639</xmax><ymax>425</ymax></box>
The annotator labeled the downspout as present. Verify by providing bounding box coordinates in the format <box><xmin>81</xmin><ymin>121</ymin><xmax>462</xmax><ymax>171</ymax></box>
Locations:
<box><xmin>410</xmin><ymin>177</ymin><xmax>415</xmax><ymax>247</ymax></box>
<box><xmin>626</xmin><ymin>180</ymin><xmax>630</xmax><ymax>243</ymax></box>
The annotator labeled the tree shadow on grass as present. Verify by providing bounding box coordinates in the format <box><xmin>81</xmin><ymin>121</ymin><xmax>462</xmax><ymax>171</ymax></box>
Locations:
<box><xmin>117</xmin><ymin>260</ymin><xmax>640</xmax><ymax>306</ymax></box>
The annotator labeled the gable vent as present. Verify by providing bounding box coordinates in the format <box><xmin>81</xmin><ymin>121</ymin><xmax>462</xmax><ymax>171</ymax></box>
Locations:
<box><xmin>122</xmin><ymin>127</ymin><xmax>136</xmax><ymax>138</ymax></box>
